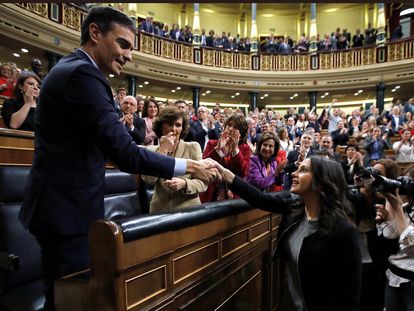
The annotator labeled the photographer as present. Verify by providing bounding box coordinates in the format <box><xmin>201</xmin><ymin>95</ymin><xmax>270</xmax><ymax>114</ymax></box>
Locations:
<box><xmin>376</xmin><ymin>165</ymin><xmax>414</xmax><ymax>311</ymax></box>
<box><xmin>349</xmin><ymin>159</ymin><xmax>400</xmax><ymax>311</ymax></box>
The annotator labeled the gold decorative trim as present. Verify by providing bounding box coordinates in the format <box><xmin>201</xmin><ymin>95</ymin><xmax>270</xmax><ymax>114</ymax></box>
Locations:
<box><xmin>124</xmin><ymin>265</ymin><xmax>167</xmax><ymax>310</ymax></box>
<box><xmin>213</xmin><ymin>271</ymin><xmax>262</xmax><ymax>310</ymax></box>
<box><xmin>172</xmin><ymin>241</ymin><xmax>219</xmax><ymax>284</ymax></box>
<box><xmin>221</xmin><ymin>228</ymin><xmax>250</xmax><ymax>258</ymax></box>
<box><xmin>251</xmin><ymin>219</ymin><xmax>270</xmax><ymax>242</ymax></box>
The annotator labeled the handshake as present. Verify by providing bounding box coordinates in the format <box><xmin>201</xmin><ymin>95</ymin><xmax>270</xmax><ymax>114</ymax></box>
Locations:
<box><xmin>186</xmin><ymin>158</ymin><xmax>235</xmax><ymax>185</ymax></box>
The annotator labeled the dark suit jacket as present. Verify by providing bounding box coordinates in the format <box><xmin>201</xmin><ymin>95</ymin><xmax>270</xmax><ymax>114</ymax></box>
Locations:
<box><xmin>189</xmin><ymin>120</ymin><xmax>219</xmax><ymax>151</ymax></box>
<box><xmin>119</xmin><ymin>113</ymin><xmax>145</xmax><ymax>145</ymax></box>
<box><xmin>284</xmin><ymin>148</ymin><xmax>315</xmax><ymax>189</ymax></box>
<box><xmin>20</xmin><ymin>49</ymin><xmax>176</xmax><ymax>236</ymax></box>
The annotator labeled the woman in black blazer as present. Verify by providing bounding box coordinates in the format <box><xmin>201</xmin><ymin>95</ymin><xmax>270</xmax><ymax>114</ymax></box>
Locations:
<box><xmin>216</xmin><ymin>156</ymin><xmax>362</xmax><ymax>311</ymax></box>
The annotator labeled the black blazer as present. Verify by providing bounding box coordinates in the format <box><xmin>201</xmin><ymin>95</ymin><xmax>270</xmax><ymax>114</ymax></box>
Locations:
<box><xmin>20</xmin><ymin>49</ymin><xmax>176</xmax><ymax>236</ymax></box>
<box><xmin>119</xmin><ymin>113</ymin><xmax>145</xmax><ymax>145</ymax></box>
<box><xmin>189</xmin><ymin>120</ymin><xmax>219</xmax><ymax>151</ymax></box>
<box><xmin>229</xmin><ymin>176</ymin><xmax>361</xmax><ymax>311</ymax></box>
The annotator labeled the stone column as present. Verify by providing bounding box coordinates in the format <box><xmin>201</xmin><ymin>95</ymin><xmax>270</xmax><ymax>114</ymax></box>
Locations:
<box><xmin>376</xmin><ymin>3</ymin><xmax>386</xmax><ymax>45</ymax></box>
<box><xmin>249</xmin><ymin>91</ymin><xmax>258</xmax><ymax>112</ymax></box>
<box><xmin>250</xmin><ymin>3</ymin><xmax>258</xmax><ymax>53</ymax></box>
<box><xmin>192</xmin><ymin>86</ymin><xmax>201</xmax><ymax>111</ymax></box>
<box><xmin>376</xmin><ymin>82</ymin><xmax>386</xmax><ymax>113</ymax></box>
<box><xmin>309</xmin><ymin>3</ymin><xmax>318</xmax><ymax>53</ymax></box>
<box><xmin>308</xmin><ymin>91</ymin><xmax>317</xmax><ymax>113</ymax></box>
<box><xmin>127</xmin><ymin>76</ymin><xmax>136</xmax><ymax>97</ymax></box>
<box><xmin>192</xmin><ymin>3</ymin><xmax>201</xmax><ymax>46</ymax></box>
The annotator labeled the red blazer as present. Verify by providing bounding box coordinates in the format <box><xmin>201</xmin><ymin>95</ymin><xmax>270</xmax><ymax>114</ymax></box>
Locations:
<box><xmin>200</xmin><ymin>140</ymin><xmax>251</xmax><ymax>202</ymax></box>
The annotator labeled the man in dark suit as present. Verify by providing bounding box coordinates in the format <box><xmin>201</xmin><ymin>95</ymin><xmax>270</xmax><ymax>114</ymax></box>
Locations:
<box><xmin>19</xmin><ymin>7</ymin><xmax>218</xmax><ymax>311</ymax></box>
<box><xmin>284</xmin><ymin>132</ymin><xmax>315</xmax><ymax>190</ymax></box>
<box><xmin>119</xmin><ymin>95</ymin><xmax>145</xmax><ymax>145</ymax></box>
<box><xmin>189</xmin><ymin>106</ymin><xmax>219</xmax><ymax>151</ymax></box>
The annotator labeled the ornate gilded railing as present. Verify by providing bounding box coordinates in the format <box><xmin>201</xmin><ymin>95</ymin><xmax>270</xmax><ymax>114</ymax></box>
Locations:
<box><xmin>139</xmin><ymin>32</ymin><xmax>414</xmax><ymax>71</ymax></box>
<box><xmin>13</xmin><ymin>3</ymin><xmax>414</xmax><ymax>71</ymax></box>
<box><xmin>16</xmin><ymin>3</ymin><xmax>87</xmax><ymax>31</ymax></box>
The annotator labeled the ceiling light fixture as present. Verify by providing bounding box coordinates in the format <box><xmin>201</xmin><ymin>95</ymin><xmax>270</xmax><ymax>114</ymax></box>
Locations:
<box><xmin>354</xmin><ymin>93</ymin><xmax>358</xmax><ymax>96</ymax></box>
<box><xmin>358</xmin><ymin>90</ymin><xmax>363</xmax><ymax>93</ymax></box>
<box><xmin>260</xmin><ymin>96</ymin><xmax>264</xmax><ymax>99</ymax></box>
<box><xmin>109</xmin><ymin>74</ymin><xmax>114</xmax><ymax>78</ymax></box>
<box><xmin>235</xmin><ymin>92</ymin><xmax>240</xmax><ymax>96</ymax></box>
<box><xmin>21</xmin><ymin>48</ymin><xmax>29</xmax><ymax>53</ymax></box>
<box><xmin>202</xmin><ymin>93</ymin><xmax>206</xmax><ymax>96</ymax></box>
<box><xmin>231</xmin><ymin>95</ymin><xmax>235</xmax><ymax>98</ymax></box>
<box><xmin>395</xmin><ymin>85</ymin><xmax>400</xmax><ymax>89</ymax></box>
<box><xmin>391</xmin><ymin>89</ymin><xmax>396</xmax><ymax>92</ymax></box>
<box><xmin>321</xmin><ymin>95</ymin><xmax>325</xmax><ymax>99</ymax></box>
<box><xmin>264</xmin><ymin>94</ymin><xmax>268</xmax><ymax>97</ymax></box>
<box><xmin>144</xmin><ymin>81</ymin><xmax>149</xmax><ymax>85</ymax></box>
<box><xmin>206</xmin><ymin>90</ymin><xmax>211</xmax><ymax>94</ymax></box>
<box><xmin>324</xmin><ymin>92</ymin><xmax>329</xmax><ymax>96</ymax></box>
<box><xmin>13</xmin><ymin>53</ymin><xmax>20</xmax><ymax>58</ymax></box>
<box><xmin>138</xmin><ymin>84</ymin><xmax>143</xmax><ymax>88</ymax></box>
<box><xmin>290</xmin><ymin>97</ymin><xmax>294</xmax><ymax>100</ymax></box>
<box><xmin>171</xmin><ymin>90</ymin><xmax>176</xmax><ymax>93</ymax></box>
<box><xmin>203</xmin><ymin>8</ymin><xmax>214</xmax><ymax>13</ymax></box>
<box><xmin>176</xmin><ymin>86</ymin><xmax>181</xmax><ymax>90</ymax></box>
<box><xmin>293</xmin><ymin>93</ymin><xmax>298</xmax><ymax>97</ymax></box>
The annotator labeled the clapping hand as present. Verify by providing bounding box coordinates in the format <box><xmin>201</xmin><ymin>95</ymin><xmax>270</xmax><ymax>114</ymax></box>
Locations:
<box><xmin>123</xmin><ymin>113</ymin><xmax>134</xmax><ymax>130</ymax></box>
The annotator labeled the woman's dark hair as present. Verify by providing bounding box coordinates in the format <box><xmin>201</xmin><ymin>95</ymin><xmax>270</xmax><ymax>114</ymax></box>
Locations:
<box><xmin>278</xmin><ymin>127</ymin><xmax>288</xmax><ymax>139</ymax></box>
<box><xmin>309</xmin><ymin>156</ymin><xmax>354</xmax><ymax>234</ymax></box>
<box><xmin>12</xmin><ymin>73</ymin><xmax>41</xmax><ymax>101</ymax></box>
<box><xmin>81</xmin><ymin>6</ymin><xmax>136</xmax><ymax>45</ymax></box>
<box><xmin>153</xmin><ymin>106</ymin><xmax>189</xmax><ymax>139</ymax></box>
<box><xmin>375</xmin><ymin>159</ymin><xmax>400</xmax><ymax>179</ymax></box>
<box><xmin>404</xmin><ymin>164</ymin><xmax>414</xmax><ymax>179</ymax></box>
<box><xmin>255</xmin><ymin>132</ymin><xmax>280</xmax><ymax>161</ymax></box>
<box><xmin>223</xmin><ymin>114</ymin><xmax>248</xmax><ymax>144</ymax></box>
<box><xmin>142</xmin><ymin>99</ymin><xmax>159</xmax><ymax>118</ymax></box>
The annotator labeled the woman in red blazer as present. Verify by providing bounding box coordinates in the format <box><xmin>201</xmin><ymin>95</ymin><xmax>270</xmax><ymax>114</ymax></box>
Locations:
<box><xmin>200</xmin><ymin>113</ymin><xmax>251</xmax><ymax>202</ymax></box>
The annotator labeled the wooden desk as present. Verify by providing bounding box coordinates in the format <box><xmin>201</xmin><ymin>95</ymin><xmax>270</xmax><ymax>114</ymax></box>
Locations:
<box><xmin>55</xmin><ymin>204</ymin><xmax>283</xmax><ymax>311</ymax></box>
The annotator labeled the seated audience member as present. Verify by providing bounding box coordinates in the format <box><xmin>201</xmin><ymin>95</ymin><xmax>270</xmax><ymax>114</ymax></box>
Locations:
<box><xmin>189</xmin><ymin>106</ymin><xmax>219</xmax><ymax>152</ymax></box>
<box><xmin>142</xmin><ymin>107</ymin><xmax>207</xmax><ymax>213</ymax></box>
<box><xmin>216</xmin><ymin>156</ymin><xmax>361</xmax><ymax>311</ymax></box>
<box><xmin>245</xmin><ymin>132</ymin><xmax>287</xmax><ymax>192</ymax></box>
<box><xmin>113</xmin><ymin>87</ymin><xmax>126</xmax><ymax>113</ymax></box>
<box><xmin>118</xmin><ymin>96</ymin><xmax>145</xmax><ymax>145</ymax></box>
<box><xmin>142</xmin><ymin>99</ymin><xmax>159</xmax><ymax>146</ymax></box>
<box><xmin>200</xmin><ymin>114</ymin><xmax>251</xmax><ymax>202</ymax></box>
<box><xmin>320</xmin><ymin>135</ymin><xmax>341</xmax><ymax>162</ymax></box>
<box><xmin>312</xmin><ymin>132</ymin><xmax>321</xmax><ymax>150</ymax></box>
<box><xmin>278</xmin><ymin>127</ymin><xmax>294</xmax><ymax>152</ymax></box>
<box><xmin>331</xmin><ymin>120</ymin><xmax>350</xmax><ymax>148</ymax></box>
<box><xmin>135</xmin><ymin>96</ymin><xmax>145</xmax><ymax>118</ymax></box>
<box><xmin>0</xmin><ymin>63</ymin><xmax>15</xmax><ymax>97</ymax></box>
<box><xmin>376</xmin><ymin>165</ymin><xmax>414</xmax><ymax>311</ymax></box>
<box><xmin>284</xmin><ymin>132</ymin><xmax>315</xmax><ymax>190</ymax></box>
<box><xmin>393</xmin><ymin>129</ymin><xmax>414</xmax><ymax>162</ymax></box>
<box><xmin>295</xmin><ymin>113</ymin><xmax>308</xmax><ymax>132</ymax></box>
<box><xmin>341</xmin><ymin>144</ymin><xmax>363</xmax><ymax>185</ymax></box>
<box><xmin>1</xmin><ymin>73</ymin><xmax>40</xmax><ymax>131</ymax></box>
<box><xmin>363</xmin><ymin>126</ymin><xmax>391</xmax><ymax>166</ymax></box>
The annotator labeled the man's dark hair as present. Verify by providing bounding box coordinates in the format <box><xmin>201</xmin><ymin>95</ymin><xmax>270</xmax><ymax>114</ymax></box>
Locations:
<box><xmin>345</xmin><ymin>144</ymin><xmax>359</xmax><ymax>152</ymax></box>
<box><xmin>12</xmin><ymin>73</ymin><xmax>41</xmax><ymax>101</ymax></box>
<box><xmin>81</xmin><ymin>6</ymin><xmax>136</xmax><ymax>45</ymax></box>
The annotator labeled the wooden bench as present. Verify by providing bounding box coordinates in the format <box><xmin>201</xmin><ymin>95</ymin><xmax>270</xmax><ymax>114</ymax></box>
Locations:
<box><xmin>55</xmin><ymin>201</ymin><xmax>283</xmax><ymax>311</ymax></box>
<box><xmin>0</xmin><ymin>128</ymin><xmax>34</xmax><ymax>164</ymax></box>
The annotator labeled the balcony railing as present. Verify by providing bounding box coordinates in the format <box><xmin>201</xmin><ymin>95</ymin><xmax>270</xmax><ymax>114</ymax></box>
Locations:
<box><xmin>15</xmin><ymin>3</ymin><xmax>414</xmax><ymax>71</ymax></box>
<box><xmin>139</xmin><ymin>32</ymin><xmax>414</xmax><ymax>71</ymax></box>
